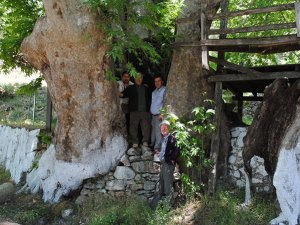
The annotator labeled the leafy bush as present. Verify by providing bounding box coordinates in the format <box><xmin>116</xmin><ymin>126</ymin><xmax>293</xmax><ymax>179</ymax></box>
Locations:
<box><xmin>161</xmin><ymin>101</ymin><xmax>215</xmax><ymax>196</ymax></box>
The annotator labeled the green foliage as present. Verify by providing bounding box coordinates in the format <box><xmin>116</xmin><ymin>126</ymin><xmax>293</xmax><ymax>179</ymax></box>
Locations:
<box><xmin>161</xmin><ymin>102</ymin><xmax>215</xmax><ymax>195</ymax></box>
<box><xmin>211</xmin><ymin>0</ymin><xmax>300</xmax><ymax>67</ymax></box>
<box><xmin>148</xmin><ymin>199</ymin><xmax>171</xmax><ymax>225</ymax></box>
<box><xmin>16</xmin><ymin>77</ymin><xmax>43</xmax><ymax>96</ymax></box>
<box><xmin>38</xmin><ymin>130</ymin><xmax>52</xmax><ymax>145</ymax></box>
<box><xmin>0</xmin><ymin>0</ymin><xmax>44</xmax><ymax>74</ymax></box>
<box><xmin>85</xmin><ymin>0</ymin><xmax>183</xmax><ymax>75</ymax></box>
<box><xmin>0</xmin><ymin>166</ymin><xmax>11</xmax><ymax>183</ymax></box>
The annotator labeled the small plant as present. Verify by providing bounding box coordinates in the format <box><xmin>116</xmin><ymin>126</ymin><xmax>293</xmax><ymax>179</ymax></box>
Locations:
<box><xmin>38</xmin><ymin>130</ymin><xmax>52</xmax><ymax>146</ymax></box>
<box><xmin>148</xmin><ymin>199</ymin><xmax>171</xmax><ymax>225</ymax></box>
<box><xmin>0</xmin><ymin>166</ymin><xmax>11</xmax><ymax>183</ymax></box>
<box><xmin>161</xmin><ymin>101</ymin><xmax>215</xmax><ymax>196</ymax></box>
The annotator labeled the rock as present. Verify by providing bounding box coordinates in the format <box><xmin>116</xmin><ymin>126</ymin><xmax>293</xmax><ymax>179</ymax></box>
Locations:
<box><xmin>61</xmin><ymin>209</ymin><xmax>74</xmax><ymax>219</ymax></box>
<box><xmin>236</xmin><ymin>180</ymin><xmax>245</xmax><ymax>188</ymax></box>
<box><xmin>80</xmin><ymin>189</ymin><xmax>93</xmax><ymax>196</ymax></box>
<box><xmin>97</xmin><ymin>189</ymin><xmax>107</xmax><ymax>194</ymax></box>
<box><xmin>141</xmin><ymin>146</ymin><xmax>152</xmax><ymax>155</ymax></box>
<box><xmin>129</xmin><ymin>156</ymin><xmax>141</xmax><ymax>162</ymax></box>
<box><xmin>252</xmin><ymin>178</ymin><xmax>262</xmax><ymax>184</ymax></box>
<box><xmin>144</xmin><ymin>181</ymin><xmax>156</xmax><ymax>191</ymax></box>
<box><xmin>105</xmin><ymin>180</ymin><xmax>126</xmax><ymax>191</ymax></box>
<box><xmin>228</xmin><ymin>155</ymin><xmax>236</xmax><ymax>164</ymax></box>
<box><xmin>127</xmin><ymin>147</ymin><xmax>141</xmax><ymax>156</ymax></box>
<box><xmin>233</xmin><ymin>171</ymin><xmax>240</xmax><ymax>178</ymax></box>
<box><xmin>128</xmin><ymin>182</ymin><xmax>144</xmax><ymax>191</ymax></box>
<box><xmin>114</xmin><ymin>166</ymin><xmax>135</xmax><ymax>180</ymax></box>
<box><xmin>0</xmin><ymin>182</ymin><xmax>15</xmax><ymax>204</ymax></box>
<box><xmin>120</xmin><ymin>155</ymin><xmax>130</xmax><ymax>166</ymax></box>
<box><xmin>141</xmin><ymin>155</ymin><xmax>153</xmax><ymax>161</ymax></box>
<box><xmin>96</xmin><ymin>180</ymin><xmax>105</xmax><ymax>189</ymax></box>
<box><xmin>84</xmin><ymin>183</ymin><xmax>96</xmax><ymax>189</ymax></box>
<box><xmin>75</xmin><ymin>195</ymin><xmax>87</xmax><ymax>205</ymax></box>
<box><xmin>134</xmin><ymin>174</ymin><xmax>142</xmax><ymax>181</ymax></box>
<box><xmin>153</xmin><ymin>153</ymin><xmax>160</xmax><ymax>162</ymax></box>
<box><xmin>114</xmin><ymin>191</ymin><xmax>125</xmax><ymax>198</ymax></box>
<box><xmin>131</xmin><ymin>161</ymin><xmax>160</xmax><ymax>173</ymax></box>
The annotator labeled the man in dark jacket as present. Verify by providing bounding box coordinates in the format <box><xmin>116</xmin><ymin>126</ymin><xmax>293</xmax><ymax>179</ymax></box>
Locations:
<box><xmin>120</xmin><ymin>73</ymin><xmax>151</xmax><ymax>148</ymax></box>
<box><xmin>151</xmin><ymin>120</ymin><xmax>180</xmax><ymax>209</ymax></box>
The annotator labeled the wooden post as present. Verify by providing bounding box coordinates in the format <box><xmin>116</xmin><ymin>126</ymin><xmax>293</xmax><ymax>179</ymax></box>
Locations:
<box><xmin>208</xmin><ymin>81</ymin><xmax>222</xmax><ymax>194</ymax></box>
<box><xmin>217</xmin><ymin>0</ymin><xmax>229</xmax><ymax>72</ymax></box>
<box><xmin>201</xmin><ymin>3</ymin><xmax>209</xmax><ymax>70</ymax></box>
<box><xmin>237</xmin><ymin>93</ymin><xmax>243</xmax><ymax>120</ymax></box>
<box><xmin>296</xmin><ymin>2</ymin><xmax>300</xmax><ymax>37</ymax></box>
<box><xmin>46</xmin><ymin>89</ymin><xmax>52</xmax><ymax>132</ymax></box>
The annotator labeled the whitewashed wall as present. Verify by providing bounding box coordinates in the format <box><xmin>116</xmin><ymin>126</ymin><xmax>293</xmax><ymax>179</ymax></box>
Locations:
<box><xmin>0</xmin><ymin>125</ymin><xmax>127</xmax><ymax>202</ymax></box>
<box><xmin>0</xmin><ymin>125</ymin><xmax>39</xmax><ymax>183</ymax></box>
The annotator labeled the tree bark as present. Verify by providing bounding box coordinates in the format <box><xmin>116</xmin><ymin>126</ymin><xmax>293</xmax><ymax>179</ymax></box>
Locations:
<box><xmin>21</xmin><ymin>0</ymin><xmax>126</xmax><ymax>162</ymax></box>
<box><xmin>243</xmin><ymin>78</ymin><xmax>300</xmax><ymax>179</ymax></box>
<box><xmin>165</xmin><ymin>0</ymin><xmax>230</xmax><ymax>192</ymax></box>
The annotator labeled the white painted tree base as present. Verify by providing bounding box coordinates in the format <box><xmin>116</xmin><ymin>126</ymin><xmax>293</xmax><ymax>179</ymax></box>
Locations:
<box><xmin>26</xmin><ymin>135</ymin><xmax>127</xmax><ymax>202</ymax></box>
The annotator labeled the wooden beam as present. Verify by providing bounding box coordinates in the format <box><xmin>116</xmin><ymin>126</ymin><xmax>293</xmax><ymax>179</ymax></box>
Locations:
<box><xmin>237</xmin><ymin>93</ymin><xmax>243</xmax><ymax>119</ymax></box>
<box><xmin>174</xmin><ymin>35</ymin><xmax>300</xmax><ymax>53</ymax></box>
<box><xmin>208</xmin><ymin>71</ymin><xmax>300</xmax><ymax>82</ymax></box>
<box><xmin>208</xmin><ymin>81</ymin><xmax>223</xmax><ymax>194</ymax></box>
<box><xmin>296</xmin><ymin>2</ymin><xmax>300</xmax><ymax>37</ymax></box>
<box><xmin>208</xmin><ymin>3</ymin><xmax>295</xmax><ymax>20</ymax></box>
<box><xmin>209</xmin><ymin>22</ymin><xmax>296</xmax><ymax>35</ymax></box>
<box><xmin>209</xmin><ymin>56</ymin><xmax>262</xmax><ymax>74</ymax></box>
<box><xmin>176</xmin><ymin>35</ymin><xmax>300</xmax><ymax>47</ymax></box>
<box><xmin>232</xmin><ymin>96</ymin><xmax>264</xmax><ymax>101</ymax></box>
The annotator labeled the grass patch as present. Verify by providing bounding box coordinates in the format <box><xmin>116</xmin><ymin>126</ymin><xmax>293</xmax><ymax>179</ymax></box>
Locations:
<box><xmin>0</xmin><ymin>166</ymin><xmax>11</xmax><ymax>183</ymax></box>
<box><xmin>193</xmin><ymin>190</ymin><xmax>278</xmax><ymax>225</ymax></box>
<box><xmin>80</xmin><ymin>195</ymin><xmax>154</xmax><ymax>225</ymax></box>
<box><xmin>0</xmin><ymin>194</ymin><xmax>51</xmax><ymax>225</ymax></box>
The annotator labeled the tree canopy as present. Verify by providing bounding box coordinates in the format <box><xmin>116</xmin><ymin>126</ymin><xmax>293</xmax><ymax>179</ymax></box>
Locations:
<box><xmin>0</xmin><ymin>0</ymin><xmax>299</xmax><ymax>76</ymax></box>
<box><xmin>211</xmin><ymin>0</ymin><xmax>300</xmax><ymax>67</ymax></box>
<box><xmin>0</xmin><ymin>0</ymin><xmax>43</xmax><ymax>74</ymax></box>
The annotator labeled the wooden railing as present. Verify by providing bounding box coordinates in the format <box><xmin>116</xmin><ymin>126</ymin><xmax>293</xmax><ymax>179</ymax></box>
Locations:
<box><xmin>207</xmin><ymin>3</ymin><xmax>298</xmax><ymax>37</ymax></box>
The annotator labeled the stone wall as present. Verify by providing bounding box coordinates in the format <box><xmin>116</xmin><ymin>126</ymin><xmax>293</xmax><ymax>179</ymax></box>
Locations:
<box><xmin>77</xmin><ymin>146</ymin><xmax>166</xmax><ymax>203</ymax></box>
<box><xmin>228</xmin><ymin>127</ymin><xmax>272</xmax><ymax>192</ymax></box>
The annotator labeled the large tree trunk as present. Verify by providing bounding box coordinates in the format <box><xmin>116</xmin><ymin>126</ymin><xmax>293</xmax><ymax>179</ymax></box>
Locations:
<box><xmin>165</xmin><ymin>1</ymin><xmax>214</xmax><ymax>115</ymax></box>
<box><xmin>21</xmin><ymin>0</ymin><xmax>126</xmax><ymax>161</ymax></box>
<box><xmin>165</xmin><ymin>0</ymin><xmax>230</xmax><ymax>191</ymax></box>
<box><xmin>242</xmin><ymin>78</ymin><xmax>300</xmax><ymax>225</ymax></box>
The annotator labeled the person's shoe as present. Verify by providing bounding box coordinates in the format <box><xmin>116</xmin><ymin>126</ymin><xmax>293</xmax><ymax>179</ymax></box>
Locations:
<box><xmin>142</xmin><ymin>142</ymin><xmax>148</xmax><ymax>147</ymax></box>
<box><xmin>132</xmin><ymin>143</ymin><xmax>138</xmax><ymax>148</ymax></box>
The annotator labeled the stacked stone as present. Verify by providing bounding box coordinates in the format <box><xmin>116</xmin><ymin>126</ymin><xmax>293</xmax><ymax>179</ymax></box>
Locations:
<box><xmin>79</xmin><ymin>146</ymin><xmax>160</xmax><ymax>201</ymax></box>
<box><xmin>228</xmin><ymin>127</ymin><xmax>272</xmax><ymax>192</ymax></box>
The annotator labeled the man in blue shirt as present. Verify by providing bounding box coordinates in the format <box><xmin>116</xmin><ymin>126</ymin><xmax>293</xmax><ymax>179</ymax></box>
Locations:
<box><xmin>150</xmin><ymin>76</ymin><xmax>166</xmax><ymax>151</ymax></box>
